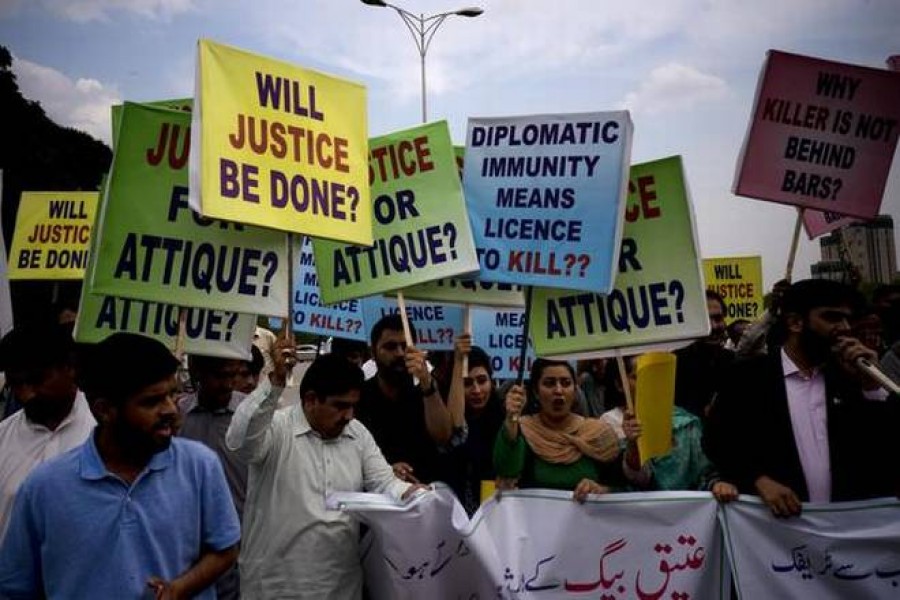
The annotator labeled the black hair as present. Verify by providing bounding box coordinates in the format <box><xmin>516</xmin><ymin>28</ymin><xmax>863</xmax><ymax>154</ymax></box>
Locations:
<box><xmin>705</xmin><ymin>289</ymin><xmax>727</xmax><ymax>314</ymax></box>
<box><xmin>300</xmin><ymin>353</ymin><xmax>365</xmax><ymax>401</ymax></box>
<box><xmin>780</xmin><ymin>279</ymin><xmax>864</xmax><ymax>320</ymax></box>
<box><xmin>331</xmin><ymin>337</ymin><xmax>369</xmax><ymax>357</ymax></box>
<box><xmin>81</xmin><ymin>333</ymin><xmax>179</xmax><ymax>404</ymax></box>
<box><xmin>0</xmin><ymin>323</ymin><xmax>74</xmax><ymax>373</ymax></box>
<box><xmin>467</xmin><ymin>346</ymin><xmax>493</xmax><ymax>378</ymax></box>
<box><xmin>602</xmin><ymin>356</ymin><xmax>636</xmax><ymax>410</ymax></box>
<box><xmin>528</xmin><ymin>358</ymin><xmax>576</xmax><ymax>391</ymax></box>
<box><xmin>872</xmin><ymin>284</ymin><xmax>900</xmax><ymax>306</ymax></box>
<box><xmin>369</xmin><ymin>313</ymin><xmax>416</xmax><ymax>348</ymax></box>
<box><xmin>188</xmin><ymin>353</ymin><xmax>235</xmax><ymax>376</ymax></box>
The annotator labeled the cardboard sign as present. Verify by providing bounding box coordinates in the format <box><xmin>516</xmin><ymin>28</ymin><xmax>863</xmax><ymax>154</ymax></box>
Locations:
<box><xmin>291</xmin><ymin>236</ymin><xmax>366</xmax><ymax>340</ymax></box>
<box><xmin>734</xmin><ymin>50</ymin><xmax>900</xmax><ymax>218</ymax></box>
<box><xmin>398</xmin><ymin>277</ymin><xmax>525</xmax><ymax>308</ymax></box>
<box><xmin>76</xmin><ymin>175</ymin><xmax>255</xmax><ymax>359</ymax></box>
<box><xmin>470</xmin><ymin>307</ymin><xmax>535</xmax><ymax>379</ymax></box>
<box><xmin>314</xmin><ymin>122</ymin><xmax>478</xmax><ymax>304</ymax></box>
<box><xmin>702</xmin><ymin>256</ymin><xmax>764</xmax><ymax>324</ymax></box>
<box><xmin>530</xmin><ymin>156</ymin><xmax>709</xmax><ymax>358</ymax></box>
<box><xmin>190</xmin><ymin>39</ymin><xmax>371</xmax><ymax>243</ymax></box>
<box><xmin>802</xmin><ymin>209</ymin><xmax>861</xmax><ymax>238</ymax></box>
<box><xmin>8</xmin><ymin>192</ymin><xmax>98</xmax><ymax>280</ymax></box>
<box><xmin>464</xmin><ymin>111</ymin><xmax>633</xmax><ymax>292</ymax></box>
<box><xmin>90</xmin><ymin>102</ymin><xmax>289</xmax><ymax>316</ymax></box>
<box><xmin>112</xmin><ymin>99</ymin><xmax>192</xmax><ymax>149</ymax></box>
<box><xmin>75</xmin><ymin>295</ymin><xmax>256</xmax><ymax>360</ymax></box>
<box><xmin>362</xmin><ymin>297</ymin><xmax>463</xmax><ymax>351</ymax></box>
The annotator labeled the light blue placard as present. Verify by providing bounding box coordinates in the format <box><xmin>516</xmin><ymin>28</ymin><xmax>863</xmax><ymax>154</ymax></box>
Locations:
<box><xmin>291</xmin><ymin>237</ymin><xmax>367</xmax><ymax>341</ymax></box>
<box><xmin>470</xmin><ymin>307</ymin><xmax>536</xmax><ymax>380</ymax></box>
<box><xmin>362</xmin><ymin>297</ymin><xmax>463</xmax><ymax>351</ymax></box>
<box><xmin>464</xmin><ymin>112</ymin><xmax>632</xmax><ymax>293</ymax></box>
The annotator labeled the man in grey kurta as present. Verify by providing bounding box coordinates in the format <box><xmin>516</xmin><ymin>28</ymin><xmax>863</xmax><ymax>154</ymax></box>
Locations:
<box><xmin>178</xmin><ymin>355</ymin><xmax>248</xmax><ymax>600</ymax></box>
<box><xmin>226</xmin><ymin>341</ymin><xmax>424</xmax><ymax>599</ymax></box>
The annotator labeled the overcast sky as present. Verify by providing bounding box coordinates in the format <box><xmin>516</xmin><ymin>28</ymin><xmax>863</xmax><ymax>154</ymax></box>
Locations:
<box><xmin>1</xmin><ymin>0</ymin><xmax>898</xmax><ymax>288</ymax></box>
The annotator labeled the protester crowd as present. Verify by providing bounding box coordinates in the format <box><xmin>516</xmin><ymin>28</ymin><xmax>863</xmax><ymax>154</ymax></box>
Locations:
<box><xmin>0</xmin><ymin>278</ymin><xmax>898</xmax><ymax>598</ymax></box>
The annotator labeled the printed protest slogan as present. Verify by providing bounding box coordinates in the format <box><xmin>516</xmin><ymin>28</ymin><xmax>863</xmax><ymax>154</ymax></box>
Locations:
<box><xmin>453</xmin><ymin>145</ymin><xmax>465</xmax><ymax>178</ymax></box>
<box><xmin>190</xmin><ymin>39</ymin><xmax>371</xmax><ymax>244</ymax></box>
<box><xmin>464</xmin><ymin>112</ymin><xmax>632</xmax><ymax>292</ymax></box>
<box><xmin>530</xmin><ymin>156</ymin><xmax>709</xmax><ymax>358</ymax></box>
<box><xmin>313</xmin><ymin>121</ymin><xmax>479</xmax><ymax>305</ymax></box>
<box><xmin>8</xmin><ymin>191</ymin><xmax>98</xmax><ymax>280</ymax></box>
<box><xmin>702</xmin><ymin>256</ymin><xmax>764</xmax><ymax>324</ymax></box>
<box><xmin>340</xmin><ymin>489</ymin><xmax>899</xmax><ymax>600</ymax></box>
<box><xmin>471</xmin><ymin>307</ymin><xmax>535</xmax><ymax>378</ymax></box>
<box><xmin>75</xmin><ymin>296</ymin><xmax>256</xmax><ymax>359</ymax></box>
<box><xmin>723</xmin><ymin>497</ymin><xmax>900</xmax><ymax>599</ymax></box>
<box><xmin>338</xmin><ymin>488</ymin><xmax>726</xmax><ymax>600</ymax></box>
<box><xmin>291</xmin><ymin>236</ymin><xmax>366</xmax><ymax>340</ymax></box>
<box><xmin>399</xmin><ymin>278</ymin><xmax>525</xmax><ymax>307</ymax></box>
<box><xmin>362</xmin><ymin>297</ymin><xmax>463</xmax><ymax>351</ymax></box>
<box><xmin>90</xmin><ymin>103</ymin><xmax>289</xmax><ymax>316</ymax></box>
<box><xmin>803</xmin><ymin>209</ymin><xmax>859</xmax><ymax>238</ymax></box>
<box><xmin>401</xmin><ymin>144</ymin><xmax>524</xmax><ymax>308</ymax></box>
<box><xmin>76</xmin><ymin>179</ymin><xmax>255</xmax><ymax>359</ymax></box>
<box><xmin>734</xmin><ymin>50</ymin><xmax>900</xmax><ymax>218</ymax></box>
<box><xmin>112</xmin><ymin>99</ymin><xmax>192</xmax><ymax>149</ymax></box>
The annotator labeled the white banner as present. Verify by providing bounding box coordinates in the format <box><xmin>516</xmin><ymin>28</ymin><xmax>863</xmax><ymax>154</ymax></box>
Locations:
<box><xmin>334</xmin><ymin>486</ymin><xmax>502</xmax><ymax>600</ymax></box>
<box><xmin>336</xmin><ymin>487</ymin><xmax>727</xmax><ymax>600</ymax></box>
<box><xmin>722</xmin><ymin>497</ymin><xmax>900</xmax><ymax>599</ymax></box>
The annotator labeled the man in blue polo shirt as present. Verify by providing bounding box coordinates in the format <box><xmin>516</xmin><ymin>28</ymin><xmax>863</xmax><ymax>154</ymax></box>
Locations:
<box><xmin>0</xmin><ymin>333</ymin><xmax>240</xmax><ymax>599</ymax></box>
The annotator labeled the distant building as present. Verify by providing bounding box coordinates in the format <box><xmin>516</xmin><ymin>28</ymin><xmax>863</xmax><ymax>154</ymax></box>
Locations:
<box><xmin>810</xmin><ymin>260</ymin><xmax>853</xmax><ymax>282</ymax></box>
<box><xmin>811</xmin><ymin>215</ymin><xmax>897</xmax><ymax>285</ymax></box>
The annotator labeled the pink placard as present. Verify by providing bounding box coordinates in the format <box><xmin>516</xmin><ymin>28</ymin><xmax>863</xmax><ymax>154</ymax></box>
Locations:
<box><xmin>802</xmin><ymin>209</ymin><xmax>860</xmax><ymax>239</ymax></box>
<box><xmin>734</xmin><ymin>50</ymin><xmax>900</xmax><ymax>218</ymax></box>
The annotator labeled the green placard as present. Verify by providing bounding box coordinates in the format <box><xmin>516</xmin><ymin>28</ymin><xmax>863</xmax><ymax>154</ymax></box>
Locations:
<box><xmin>396</xmin><ymin>278</ymin><xmax>525</xmax><ymax>307</ymax></box>
<box><xmin>75</xmin><ymin>172</ymin><xmax>256</xmax><ymax>359</ymax></box>
<box><xmin>90</xmin><ymin>102</ymin><xmax>289</xmax><ymax>316</ymax></box>
<box><xmin>530</xmin><ymin>156</ymin><xmax>709</xmax><ymax>357</ymax></box>
<box><xmin>313</xmin><ymin>121</ymin><xmax>479</xmax><ymax>304</ymax></box>
<box><xmin>111</xmin><ymin>98</ymin><xmax>192</xmax><ymax>149</ymax></box>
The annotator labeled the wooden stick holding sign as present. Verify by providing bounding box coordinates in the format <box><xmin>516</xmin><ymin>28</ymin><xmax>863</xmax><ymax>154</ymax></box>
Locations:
<box><xmin>785</xmin><ymin>208</ymin><xmax>805</xmax><ymax>283</ymax></box>
<box><xmin>615</xmin><ymin>349</ymin><xmax>634</xmax><ymax>414</ymax></box>
<box><xmin>173</xmin><ymin>307</ymin><xmax>188</xmax><ymax>360</ymax></box>
<box><xmin>396</xmin><ymin>291</ymin><xmax>414</xmax><ymax>347</ymax></box>
<box><xmin>462</xmin><ymin>304</ymin><xmax>472</xmax><ymax>376</ymax></box>
<box><xmin>281</xmin><ymin>234</ymin><xmax>296</xmax><ymax>347</ymax></box>
<box><xmin>511</xmin><ymin>287</ymin><xmax>535</xmax><ymax>424</ymax></box>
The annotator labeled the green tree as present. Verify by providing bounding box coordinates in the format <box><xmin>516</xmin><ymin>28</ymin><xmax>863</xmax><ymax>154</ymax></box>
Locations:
<box><xmin>1</xmin><ymin>45</ymin><xmax>112</xmax><ymax>323</ymax></box>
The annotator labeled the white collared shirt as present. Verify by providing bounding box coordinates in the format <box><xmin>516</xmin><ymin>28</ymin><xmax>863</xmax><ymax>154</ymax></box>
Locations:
<box><xmin>0</xmin><ymin>392</ymin><xmax>95</xmax><ymax>539</ymax></box>
<box><xmin>226</xmin><ymin>378</ymin><xmax>409</xmax><ymax>599</ymax></box>
<box><xmin>782</xmin><ymin>350</ymin><xmax>831</xmax><ymax>502</ymax></box>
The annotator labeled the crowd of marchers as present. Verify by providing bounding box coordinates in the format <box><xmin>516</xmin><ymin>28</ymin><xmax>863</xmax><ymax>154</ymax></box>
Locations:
<box><xmin>0</xmin><ymin>277</ymin><xmax>898</xmax><ymax>599</ymax></box>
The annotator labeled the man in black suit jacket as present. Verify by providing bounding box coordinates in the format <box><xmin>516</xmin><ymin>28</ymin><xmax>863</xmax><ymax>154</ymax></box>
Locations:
<box><xmin>704</xmin><ymin>279</ymin><xmax>899</xmax><ymax>517</ymax></box>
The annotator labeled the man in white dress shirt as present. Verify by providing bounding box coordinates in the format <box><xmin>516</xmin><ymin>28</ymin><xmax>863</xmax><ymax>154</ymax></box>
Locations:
<box><xmin>0</xmin><ymin>324</ymin><xmax>95</xmax><ymax>539</ymax></box>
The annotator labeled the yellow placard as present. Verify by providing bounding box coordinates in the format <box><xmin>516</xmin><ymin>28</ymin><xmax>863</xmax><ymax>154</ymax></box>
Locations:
<box><xmin>195</xmin><ymin>39</ymin><xmax>372</xmax><ymax>244</ymax></box>
<box><xmin>702</xmin><ymin>256</ymin><xmax>764</xmax><ymax>325</ymax></box>
<box><xmin>635</xmin><ymin>352</ymin><xmax>676</xmax><ymax>465</ymax></box>
<box><xmin>480</xmin><ymin>480</ymin><xmax>496</xmax><ymax>504</ymax></box>
<box><xmin>8</xmin><ymin>191</ymin><xmax>99</xmax><ymax>280</ymax></box>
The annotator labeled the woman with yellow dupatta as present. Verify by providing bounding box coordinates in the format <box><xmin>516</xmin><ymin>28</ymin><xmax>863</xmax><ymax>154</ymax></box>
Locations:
<box><xmin>493</xmin><ymin>359</ymin><xmax>622</xmax><ymax>502</ymax></box>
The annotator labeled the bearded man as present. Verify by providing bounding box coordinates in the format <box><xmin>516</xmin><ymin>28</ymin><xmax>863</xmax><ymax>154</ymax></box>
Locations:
<box><xmin>704</xmin><ymin>279</ymin><xmax>900</xmax><ymax>517</ymax></box>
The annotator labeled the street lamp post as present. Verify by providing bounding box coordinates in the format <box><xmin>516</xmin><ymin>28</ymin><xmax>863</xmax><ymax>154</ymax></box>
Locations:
<box><xmin>361</xmin><ymin>0</ymin><xmax>483</xmax><ymax>123</ymax></box>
